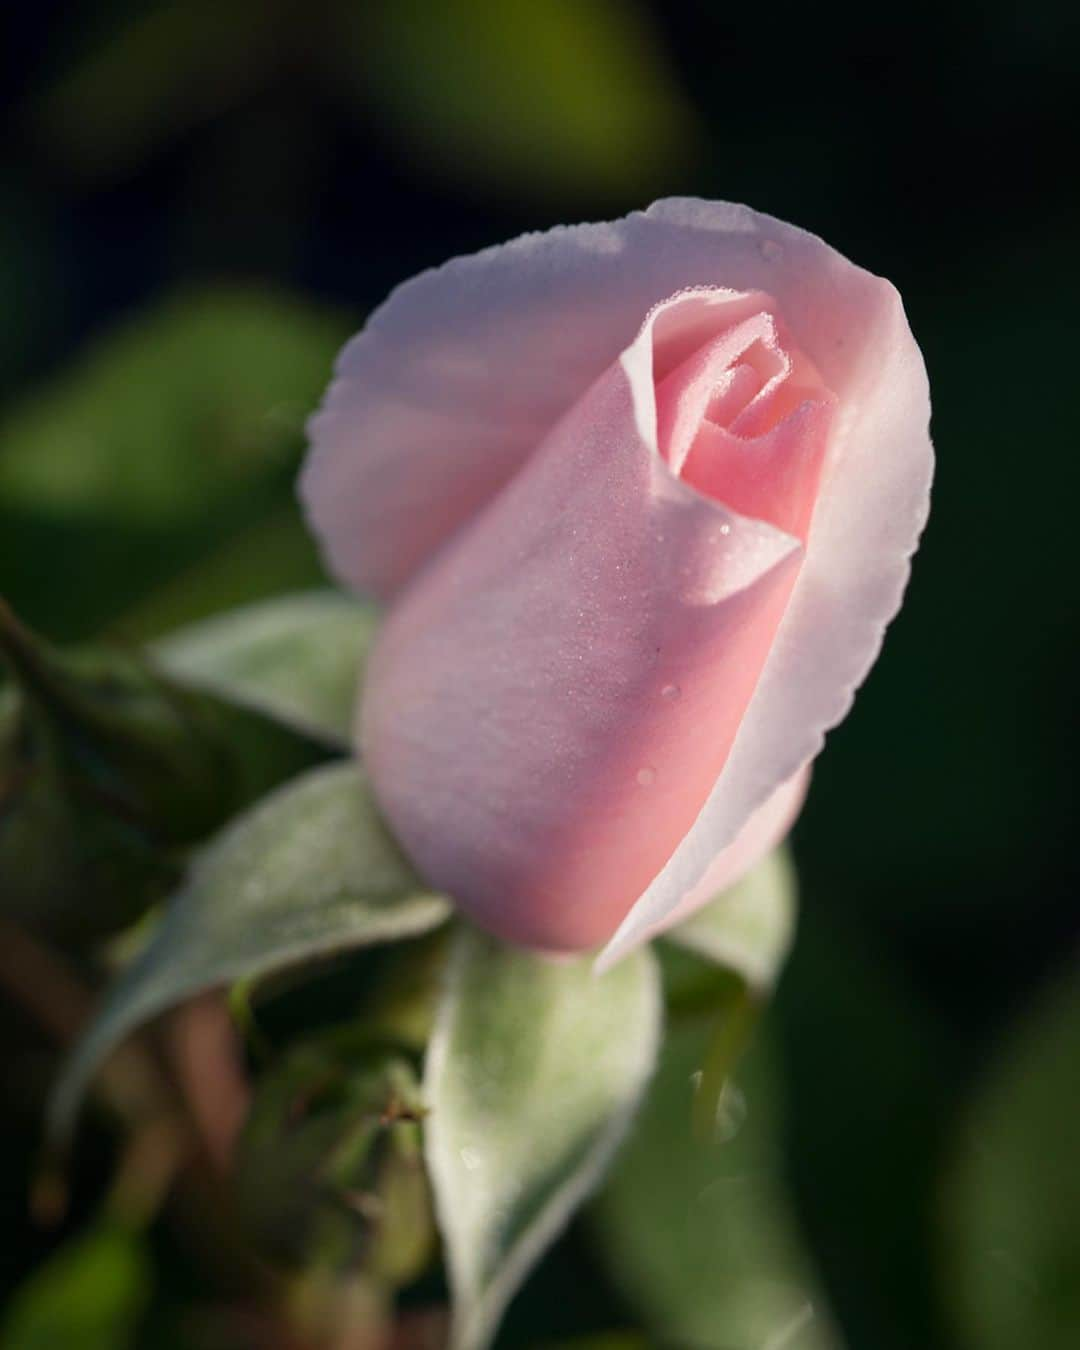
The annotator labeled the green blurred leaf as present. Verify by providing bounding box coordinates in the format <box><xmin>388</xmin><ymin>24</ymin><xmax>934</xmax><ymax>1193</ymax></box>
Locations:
<box><xmin>665</xmin><ymin>847</ymin><xmax>797</xmax><ymax>993</ymax></box>
<box><xmin>51</xmin><ymin>762</ymin><xmax>450</xmax><ymax>1142</ymax></box>
<box><xmin>942</xmin><ymin>968</ymin><xmax>1080</xmax><ymax>1350</ymax></box>
<box><xmin>110</xmin><ymin>508</ymin><xmax>327</xmax><ymax>641</ymax></box>
<box><xmin>0</xmin><ymin>288</ymin><xmax>343</xmax><ymax>520</ymax></box>
<box><xmin>152</xmin><ymin>590</ymin><xmax>376</xmax><ymax>746</ymax></box>
<box><xmin>0</xmin><ymin>288</ymin><xmax>349</xmax><ymax>637</ymax></box>
<box><xmin>656</xmin><ymin>849</ymin><xmax>796</xmax><ymax>1136</ymax></box>
<box><xmin>424</xmin><ymin>926</ymin><xmax>661</xmax><ymax>1350</ymax></box>
<box><xmin>0</xmin><ymin>604</ymin><xmax>332</xmax><ymax>942</ymax></box>
<box><xmin>353</xmin><ymin>0</ymin><xmax>697</xmax><ymax>202</ymax></box>
<box><xmin>32</xmin><ymin>0</ymin><xmax>283</xmax><ymax>180</ymax></box>
<box><xmin>592</xmin><ymin>1015</ymin><xmax>842</xmax><ymax>1350</ymax></box>
<box><xmin>1</xmin><ymin>1222</ymin><xmax>150</xmax><ymax>1350</ymax></box>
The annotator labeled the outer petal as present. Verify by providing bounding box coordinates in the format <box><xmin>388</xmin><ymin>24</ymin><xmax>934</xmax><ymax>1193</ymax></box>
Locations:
<box><xmin>612</xmin><ymin>766</ymin><xmax>810</xmax><ymax>956</ymax></box>
<box><xmin>601</xmin><ymin>205</ymin><xmax>932</xmax><ymax>964</ymax></box>
<box><xmin>361</xmin><ymin>331</ymin><xmax>802</xmax><ymax>951</ymax></box>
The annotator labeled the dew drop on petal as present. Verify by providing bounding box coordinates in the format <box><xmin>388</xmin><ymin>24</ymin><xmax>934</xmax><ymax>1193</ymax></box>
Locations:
<box><xmin>719</xmin><ymin>522</ymin><xmax>732</xmax><ymax>536</ymax></box>
<box><xmin>661</xmin><ymin>683</ymin><xmax>681</xmax><ymax>702</ymax></box>
<box><xmin>637</xmin><ymin>766</ymin><xmax>657</xmax><ymax>787</ymax></box>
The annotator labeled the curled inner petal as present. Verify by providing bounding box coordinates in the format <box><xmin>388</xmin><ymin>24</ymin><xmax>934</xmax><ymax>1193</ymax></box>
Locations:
<box><xmin>652</xmin><ymin>291</ymin><xmax>836</xmax><ymax>541</ymax></box>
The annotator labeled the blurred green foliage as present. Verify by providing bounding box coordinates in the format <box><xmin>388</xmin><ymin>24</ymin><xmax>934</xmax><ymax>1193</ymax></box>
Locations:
<box><xmin>594</xmin><ymin>1009</ymin><xmax>839</xmax><ymax>1350</ymax></box>
<box><xmin>355</xmin><ymin>0</ymin><xmax>698</xmax><ymax>201</ymax></box>
<box><xmin>1</xmin><ymin>1222</ymin><xmax>150</xmax><ymax>1350</ymax></box>
<box><xmin>28</xmin><ymin>0</ymin><xmax>694</xmax><ymax>203</ymax></box>
<box><xmin>0</xmin><ymin>290</ymin><xmax>343</xmax><ymax>521</ymax></box>
<box><xmin>0</xmin><ymin>606</ymin><xmax>331</xmax><ymax>942</ymax></box>
<box><xmin>942</xmin><ymin>967</ymin><xmax>1080</xmax><ymax>1350</ymax></box>
<box><xmin>31</xmin><ymin>1</ymin><xmax>286</xmax><ymax>181</ymax></box>
<box><xmin>0</xmin><ymin>289</ymin><xmax>349</xmax><ymax>640</ymax></box>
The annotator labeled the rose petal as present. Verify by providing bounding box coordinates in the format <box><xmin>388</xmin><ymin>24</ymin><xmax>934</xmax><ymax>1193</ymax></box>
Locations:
<box><xmin>360</xmin><ymin>324</ymin><xmax>802</xmax><ymax>950</ymax></box>
<box><xmin>681</xmin><ymin>400</ymin><xmax>833</xmax><ymax>541</ymax></box>
<box><xmin>602</xmin><ymin>204</ymin><xmax>932</xmax><ymax>964</ymax></box>
<box><xmin>651</xmin><ymin>300</ymin><xmax>834</xmax><ymax>539</ymax></box>
<box><xmin>655</xmin><ymin>310</ymin><xmax>783</xmax><ymax>474</ymax></box>
<box><xmin>302</xmin><ymin>199</ymin><xmax>932</xmax><ymax>954</ymax></box>
<box><xmin>597</xmin><ymin>765</ymin><xmax>810</xmax><ymax>966</ymax></box>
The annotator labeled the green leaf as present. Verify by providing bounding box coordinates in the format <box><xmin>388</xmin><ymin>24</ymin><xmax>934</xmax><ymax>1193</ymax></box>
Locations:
<box><xmin>592</xmin><ymin>1015</ymin><xmax>842</xmax><ymax>1350</ymax></box>
<box><xmin>108</xmin><ymin>507</ymin><xmax>329</xmax><ymax>643</ymax></box>
<box><xmin>1</xmin><ymin>1222</ymin><xmax>151</xmax><ymax>1350</ymax></box>
<box><xmin>50</xmin><ymin>762</ymin><xmax>450</xmax><ymax>1142</ymax></box>
<box><xmin>424</xmin><ymin>926</ymin><xmax>661</xmax><ymax>1350</ymax></box>
<box><xmin>152</xmin><ymin>590</ymin><xmax>377</xmax><ymax>745</ymax></box>
<box><xmin>0</xmin><ymin>603</ymin><xmax>332</xmax><ymax>943</ymax></box>
<box><xmin>32</xmin><ymin>0</ymin><xmax>282</xmax><ymax>180</ymax></box>
<box><xmin>664</xmin><ymin>847</ymin><xmax>797</xmax><ymax>993</ymax></box>
<box><xmin>0</xmin><ymin>287</ymin><xmax>345</xmax><ymax>522</ymax></box>
<box><xmin>0</xmin><ymin>288</ymin><xmax>348</xmax><ymax>637</ymax></box>
<box><xmin>941</xmin><ymin>968</ymin><xmax>1080</xmax><ymax>1350</ymax></box>
<box><xmin>352</xmin><ymin>0</ymin><xmax>698</xmax><ymax>203</ymax></box>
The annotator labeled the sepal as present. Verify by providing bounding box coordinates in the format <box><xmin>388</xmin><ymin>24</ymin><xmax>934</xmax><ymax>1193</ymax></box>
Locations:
<box><xmin>236</xmin><ymin>1037</ymin><xmax>434</xmax><ymax>1287</ymax></box>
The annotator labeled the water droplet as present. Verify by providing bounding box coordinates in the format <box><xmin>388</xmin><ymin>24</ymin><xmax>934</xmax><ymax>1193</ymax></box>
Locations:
<box><xmin>661</xmin><ymin>683</ymin><xmax>681</xmax><ymax>702</ymax></box>
<box><xmin>759</xmin><ymin>239</ymin><xmax>784</xmax><ymax>262</ymax></box>
<box><xmin>719</xmin><ymin>522</ymin><xmax>732</xmax><ymax>536</ymax></box>
<box><xmin>636</xmin><ymin>766</ymin><xmax>657</xmax><ymax>787</ymax></box>
<box><xmin>714</xmin><ymin>1082</ymin><xmax>747</xmax><ymax>1143</ymax></box>
<box><xmin>459</xmin><ymin>1146</ymin><xmax>482</xmax><ymax>1171</ymax></box>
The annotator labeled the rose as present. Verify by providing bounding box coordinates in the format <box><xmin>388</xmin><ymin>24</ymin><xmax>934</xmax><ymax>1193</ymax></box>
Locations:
<box><xmin>300</xmin><ymin>198</ymin><xmax>932</xmax><ymax>961</ymax></box>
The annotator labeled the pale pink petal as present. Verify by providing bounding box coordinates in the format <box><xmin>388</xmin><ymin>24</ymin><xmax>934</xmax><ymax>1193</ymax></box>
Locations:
<box><xmin>361</xmin><ymin>308</ymin><xmax>803</xmax><ymax>950</ymax></box>
<box><xmin>600</xmin><ymin>766</ymin><xmax>810</xmax><ymax>962</ymax></box>
<box><xmin>600</xmin><ymin>201</ymin><xmax>932</xmax><ymax>965</ymax></box>
<box><xmin>303</xmin><ymin>199</ymin><xmax>933</xmax><ymax>954</ymax></box>
<box><xmin>680</xmin><ymin>400</ymin><xmax>833</xmax><ymax>541</ymax></box>
<box><xmin>655</xmin><ymin>311</ymin><xmax>781</xmax><ymax>474</ymax></box>
<box><xmin>653</xmin><ymin>307</ymin><xmax>833</xmax><ymax>539</ymax></box>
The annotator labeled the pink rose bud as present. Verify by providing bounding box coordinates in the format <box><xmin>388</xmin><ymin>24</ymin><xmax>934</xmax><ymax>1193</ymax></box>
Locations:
<box><xmin>300</xmin><ymin>199</ymin><xmax>932</xmax><ymax>959</ymax></box>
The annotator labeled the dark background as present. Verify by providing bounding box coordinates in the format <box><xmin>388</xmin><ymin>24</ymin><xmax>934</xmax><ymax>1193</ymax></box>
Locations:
<box><xmin>2</xmin><ymin>3</ymin><xmax>1078</xmax><ymax>1348</ymax></box>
